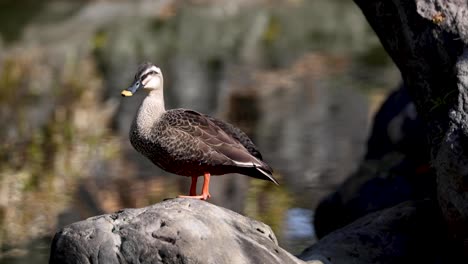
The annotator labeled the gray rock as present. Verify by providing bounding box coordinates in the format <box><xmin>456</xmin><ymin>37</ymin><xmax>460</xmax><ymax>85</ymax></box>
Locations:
<box><xmin>299</xmin><ymin>200</ymin><xmax>442</xmax><ymax>264</ymax></box>
<box><xmin>354</xmin><ymin>0</ymin><xmax>468</xmax><ymax>255</ymax></box>
<box><xmin>49</xmin><ymin>198</ymin><xmax>304</xmax><ymax>264</ymax></box>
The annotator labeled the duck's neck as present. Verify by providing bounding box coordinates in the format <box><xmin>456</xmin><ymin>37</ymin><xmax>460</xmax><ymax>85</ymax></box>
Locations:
<box><xmin>135</xmin><ymin>89</ymin><xmax>166</xmax><ymax>136</ymax></box>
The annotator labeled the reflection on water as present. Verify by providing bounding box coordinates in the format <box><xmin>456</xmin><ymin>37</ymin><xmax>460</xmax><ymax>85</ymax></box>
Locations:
<box><xmin>0</xmin><ymin>0</ymin><xmax>399</xmax><ymax>262</ymax></box>
<box><xmin>285</xmin><ymin>208</ymin><xmax>314</xmax><ymax>239</ymax></box>
<box><xmin>284</xmin><ymin>208</ymin><xmax>315</xmax><ymax>254</ymax></box>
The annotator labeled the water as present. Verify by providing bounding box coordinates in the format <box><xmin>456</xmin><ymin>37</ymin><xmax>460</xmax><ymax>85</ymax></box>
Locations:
<box><xmin>284</xmin><ymin>208</ymin><xmax>316</xmax><ymax>254</ymax></box>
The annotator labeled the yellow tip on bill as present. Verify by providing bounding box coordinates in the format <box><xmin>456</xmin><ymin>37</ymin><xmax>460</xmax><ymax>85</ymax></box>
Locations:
<box><xmin>121</xmin><ymin>90</ymin><xmax>133</xmax><ymax>97</ymax></box>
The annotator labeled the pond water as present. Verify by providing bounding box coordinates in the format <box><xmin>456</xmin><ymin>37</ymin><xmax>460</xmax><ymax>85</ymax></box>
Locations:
<box><xmin>0</xmin><ymin>0</ymin><xmax>399</xmax><ymax>262</ymax></box>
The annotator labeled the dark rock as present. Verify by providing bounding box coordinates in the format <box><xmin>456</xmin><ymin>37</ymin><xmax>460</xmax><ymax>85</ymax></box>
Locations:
<box><xmin>314</xmin><ymin>86</ymin><xmax>436</xmax><ymax>238</ymax></box>
<box><xmin>353</xmin><ymin>0</ymin><xmax>468</xmax><ymax>256</ymax></box>
<box><xmin>49</xmin><ymin>198</ymin><xmax>304</xmax><ymax>264</ymax></box>
<box><xmin>364</xmin><ymin>85</ymin><xmax>428</xmax><ymax>163</ymax></box>
<box><xmin>300</xmin><ymin>200</ymin><xmax>444</xmax><ymax>264</ymax></box>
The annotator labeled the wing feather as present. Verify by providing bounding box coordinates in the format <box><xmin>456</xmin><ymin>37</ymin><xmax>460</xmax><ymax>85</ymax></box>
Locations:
<box><xmin>163</xmin><ymin>109</ymin><xmax>264</xmax><ymax>167</ymax></box>
<box><xmin>204</xmin><ymin>115</ymin><xmax>263</xmax><ymax>160</ymax></box>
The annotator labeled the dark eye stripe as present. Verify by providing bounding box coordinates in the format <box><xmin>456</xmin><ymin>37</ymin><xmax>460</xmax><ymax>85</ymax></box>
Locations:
<box><xmin>140</xmin><ymin>71</ymin><xmax>157</xmax><ymax>81</ymax></box>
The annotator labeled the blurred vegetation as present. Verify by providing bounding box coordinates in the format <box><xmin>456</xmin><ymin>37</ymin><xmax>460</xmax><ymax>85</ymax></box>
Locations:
<box><xmin>0</xmin><ymin>53</ymin><xmax>120</xmax><ymax>260</ymax></box>
<box><xmin>0</xmin><ymin>0</ymin><xmax>45</xmax><ymax>43</ymax></box>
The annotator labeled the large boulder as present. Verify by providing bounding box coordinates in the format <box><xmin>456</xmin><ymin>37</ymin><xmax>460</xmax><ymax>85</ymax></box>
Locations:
<box><xmin>314</xmin><ymin>85</ymin><xmax>436</xmax><ymax>238</ymax></box>
<box><xmin>300</xmin><ymin>200</ymin><xmax>445</xmax><ymax>264</ymax></box>
<box><xmin>353</xmin><ymin>0</ymin><xmax>468</xmax><ymax>255</ymax></box>
<box><xmin>49</xmin><ymin>198</ymin><xmax>304</xmax><ymax>264</ymax></box>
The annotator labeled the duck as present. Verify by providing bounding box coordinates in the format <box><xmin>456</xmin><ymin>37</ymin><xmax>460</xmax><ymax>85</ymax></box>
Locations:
<box><xmin>121</xmin><ymin>62</ymin><xmax>278</xmax><ymax>200</ymax></box>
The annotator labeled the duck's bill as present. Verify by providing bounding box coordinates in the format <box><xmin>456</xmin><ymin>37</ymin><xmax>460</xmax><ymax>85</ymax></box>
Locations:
<box><xmin>121</xmin><ymin>90</ymin><xmax>133</xmax><ymax>97</ymax></box>
<box><xmin>120</xmin><ymin>90</ymin><xmax>133</xmax><ymax>97</ymax></box>
<box><xmin>121</xmin><ymin>81</ymin><xmax>141</xmax><ymax>97</ymax></box>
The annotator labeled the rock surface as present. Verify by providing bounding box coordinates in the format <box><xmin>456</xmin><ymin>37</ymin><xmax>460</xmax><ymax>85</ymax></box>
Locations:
<box><xmin>301</xmin><ymin>200</ymin><xmax>444</xmax><ymax>264</ymax></box>
<box><xmin>49</xmin><ymin>198</ymin><xmax>304</xmax><ymax>264</ymax></box>
<box><xmin>314</xmin><ymin>85</ymin><xmax>436</xmax><ymax>238</ymax></box>
<box><xmin>354</xmin><ymin>0</ymin><xmax>468</xmax><ymax>255</ymax></box>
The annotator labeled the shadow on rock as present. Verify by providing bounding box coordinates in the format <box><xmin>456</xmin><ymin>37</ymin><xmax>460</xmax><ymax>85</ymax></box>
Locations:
<box><xmin>300</xmin><ymin>200</ymin><xmax>443</xmax><ymax>263</ymax></box>
<box><xmin>314</xmin><ymin>85</ymin><xmax>436</xmax><ymax>239</ymax></box>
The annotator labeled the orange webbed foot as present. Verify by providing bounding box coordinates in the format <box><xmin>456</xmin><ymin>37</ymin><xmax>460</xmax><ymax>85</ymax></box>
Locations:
<box><xmin>179</xmin><ymin>172</ymin><xmax>211</xmax><ymax>200</ymax></box>
<box><xmin>178</xmin><ymin>193</ymin><xmax>211</xmax><ymax>200</ymax></box>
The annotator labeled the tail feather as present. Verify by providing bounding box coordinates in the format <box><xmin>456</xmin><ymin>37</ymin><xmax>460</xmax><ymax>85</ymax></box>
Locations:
<box><xmin>256</xmin><ymin>167</ymin><xmax>279</xmax><ymax>185</ymax></box>
<box><xmin>235</xmin><ymin>164</ymin><xmax>279</xmax><ymax>185</ymax></box>
<box><xmin>230</xmin><ymin>154</ymin><xmax>278</xmax><ymax>185</ymax></box>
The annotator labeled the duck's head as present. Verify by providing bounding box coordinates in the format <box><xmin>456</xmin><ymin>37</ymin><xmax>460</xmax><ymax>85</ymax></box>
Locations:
<box><xmin>121</xmin><ymin>62</ymin><xmax>163</xmax><ymax>97</ymax></box>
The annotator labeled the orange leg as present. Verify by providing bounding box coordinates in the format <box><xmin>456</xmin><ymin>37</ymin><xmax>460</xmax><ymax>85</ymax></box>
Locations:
<box><xmin>189</xmin><ymin>176</ymin><xmax>197</xmax><ymax>196</ymax></box>
<box><xmin>178</xmin><ymin>172</ymin><xmax>212</xmax><ymax>200</ymax></box>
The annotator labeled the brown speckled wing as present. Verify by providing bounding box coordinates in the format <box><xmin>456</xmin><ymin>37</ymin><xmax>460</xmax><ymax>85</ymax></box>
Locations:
<box><xmin>204</xmin><ymin>115</ymin><xmax>263</xmax><ymax>160</ymax></box>
<box><xmin>162</xmin><ymin>109</ymin><xmax>262</xmax><ymax>167</ymax></box>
